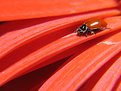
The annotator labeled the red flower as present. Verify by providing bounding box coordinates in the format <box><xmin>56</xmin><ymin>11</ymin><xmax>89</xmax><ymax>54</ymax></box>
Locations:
<box><xmin>0</xmin><ymin>0</ymin><xmax>121</xmax><ymax>91</ymax></box>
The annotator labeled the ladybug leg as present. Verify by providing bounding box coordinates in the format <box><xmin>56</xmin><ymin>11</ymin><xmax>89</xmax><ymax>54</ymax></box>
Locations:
<box><xmin>84</xmin><ymin>30</ymin><xmax>89</xmax><ymax>37</ymax></box>
<box><xmin>90</xmin><ymin>31</ymin><xmax>95</xmax><ymax>35</ymax></box>
<box><xmin>77</xmin><ymin>32</ymin><xmax>82</xmax><ymax>36</ymax></box>
<box><xmin>75</xmin><ymin>27</ymin><xmax>82</xmax><ymax>33</ymax></box>
<box><xmin>74</xmin><ymin>27</ymin><xmax>79</xmax><ymax>33</ymax></box>
<box><xmin>84</xmin><ymin>33</ymin><xmax>88</xmax><ymax>37</ymax></box>
<box><xmin>74</xmin><ymin>28</ymin><xmax>78</xmax><ymax>33</ymax></box>
<box><xmin>88</xmin><ymin>29</ymin><xmax>96</xmax><ymax>35</ymax></box>
<box><xmin>84</xmin><ymin>29</ymin><xmax>93</xmax><ymax>37</ymax></box>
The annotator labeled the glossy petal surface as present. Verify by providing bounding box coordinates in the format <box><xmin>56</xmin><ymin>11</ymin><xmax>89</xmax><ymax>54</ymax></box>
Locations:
<box><xmin>0</xmin><ymin>0</ymin><xmax>121</xmax><ymax>91</ymax></box>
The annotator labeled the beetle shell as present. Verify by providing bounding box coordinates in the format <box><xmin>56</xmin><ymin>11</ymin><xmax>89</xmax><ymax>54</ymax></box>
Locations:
<box><xmin>85</xmin><ymin>18</ymin><xmax>107</xmax><ymax>29</ymax></box>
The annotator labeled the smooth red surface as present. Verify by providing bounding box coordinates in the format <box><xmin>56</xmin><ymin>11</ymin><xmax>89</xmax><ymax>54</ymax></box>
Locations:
<box><xmin>0</xmin><ymin>9</ymin><xmax>119</xmax><ymax>59</ymax></box>
<box><xmin>116</xmin><ymin>81</ymin><xmax>121</xmax><ymax>91</ymax></box>
<box><xmin>0</xmin><ymin>16</ymin><xmax>121</xmax><ymax>86</ymax></box>
<box><xmin>0</xmin><ymin>57</ymin><xmax>69</xmax><ymax>91</ymax></box>
<box><xmin>92</xmin><ymin>54</ymin><xmax>121</xmax><ymax>91</ymax></box>
<box><xmin>0</xmin><ymin>0</ymin><xmax>118</xmax><ymax>21</ymax></box>
<box><xmin>39</xmin><ymin>31</ymin><xmax>121</xmax><ymax>91</ymax></box>
<box><xmin>0</xmin><ymin>0</ymin><xmax>121</xmax><ymax>90</ymax></box>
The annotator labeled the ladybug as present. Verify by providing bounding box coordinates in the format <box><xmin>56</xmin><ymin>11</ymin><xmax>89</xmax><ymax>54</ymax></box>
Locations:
<box><xmin>76</xmin><ymin>18</ymin><xmax>108</xmax><ymax>36</ymax></box>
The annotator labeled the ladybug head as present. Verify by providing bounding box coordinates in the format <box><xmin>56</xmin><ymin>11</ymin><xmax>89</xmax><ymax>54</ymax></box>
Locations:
<box><xmin>76</xmin><ymin>24</ymin><xmax>88</xmax><ymax>35</ymax></box>
<box><xmin>80</xmin><ymin>24</ymin><xmax>88</xmax><ymax>32</ymax></box>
